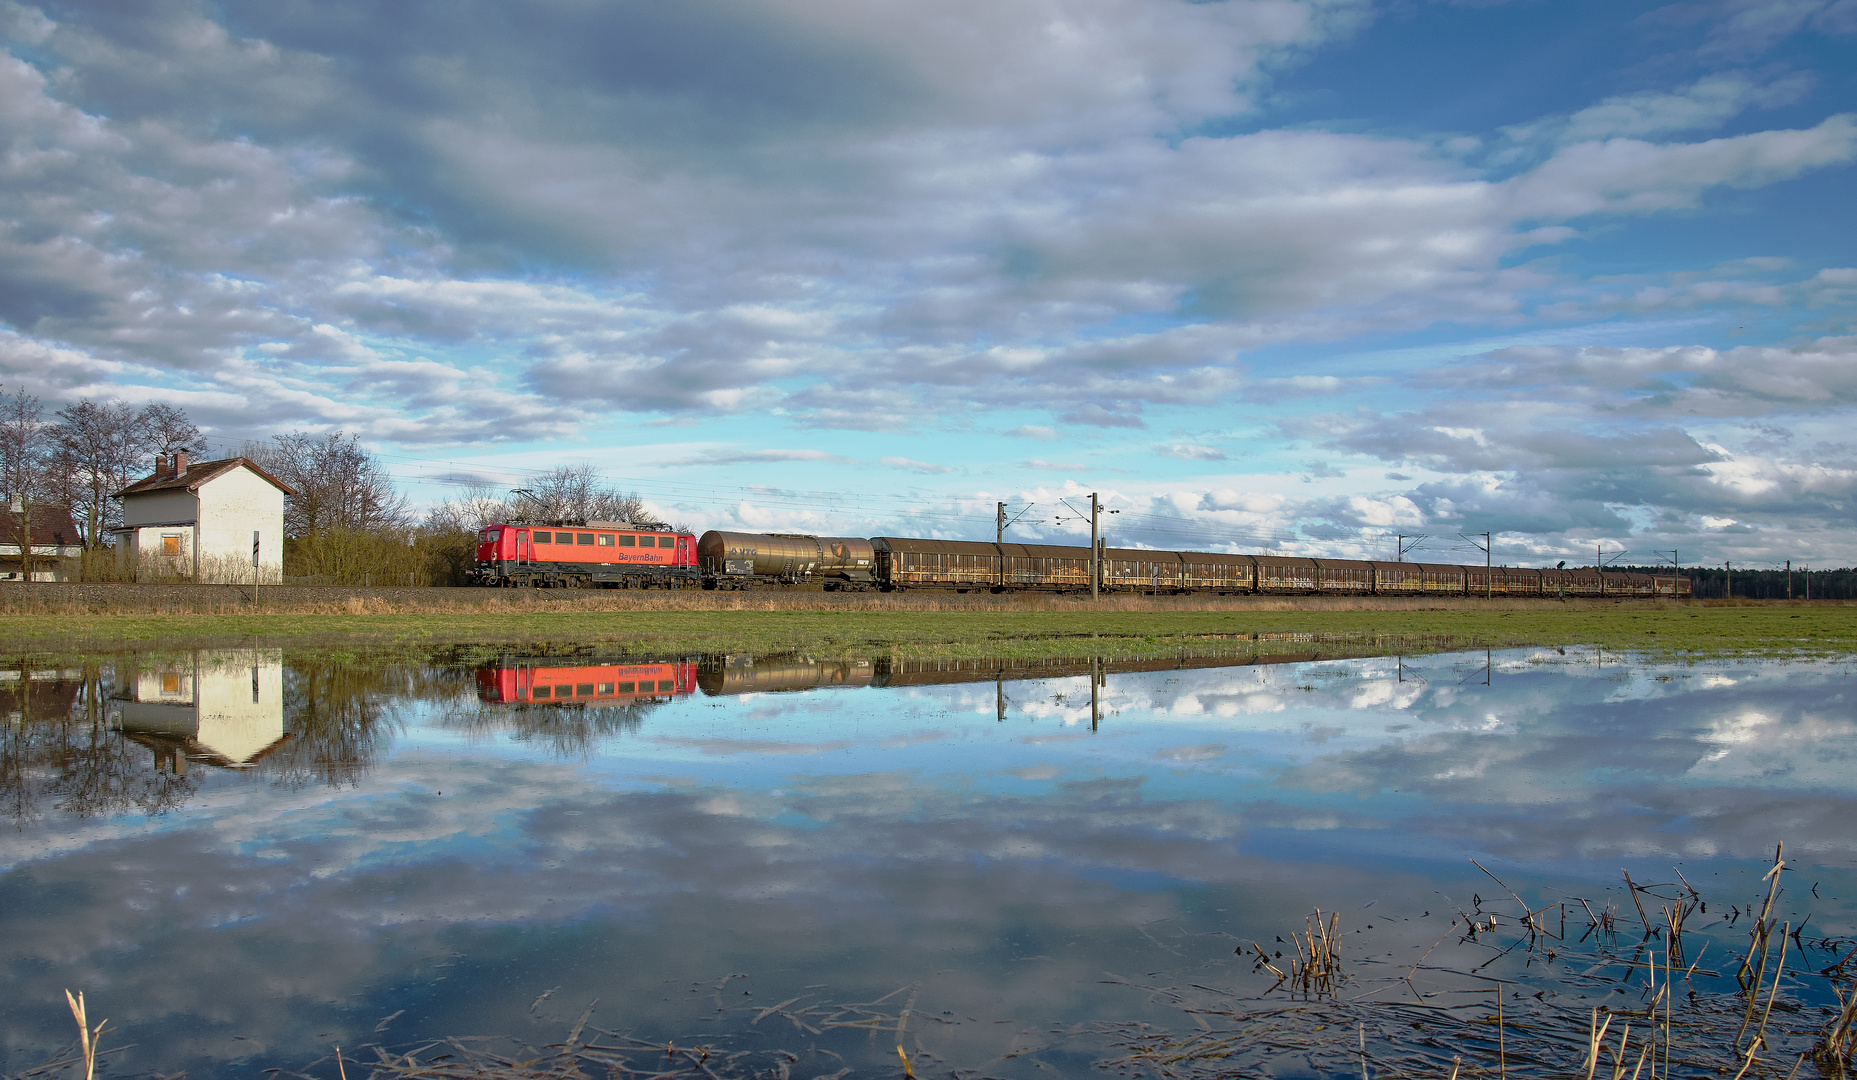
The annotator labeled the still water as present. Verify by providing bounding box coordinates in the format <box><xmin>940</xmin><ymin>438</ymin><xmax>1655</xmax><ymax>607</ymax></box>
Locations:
<box><xmin>2</xmin><ymin>647</ymin><xmax>1854</xmax><ymax>1078</ymax></box>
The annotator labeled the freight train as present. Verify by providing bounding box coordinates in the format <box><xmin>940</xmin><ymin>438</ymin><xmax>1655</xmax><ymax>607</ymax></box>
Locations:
<box><xmin>470</xmin><ymin>522</ymin><xmax>1690</xmax><ymax>598</ymax></box>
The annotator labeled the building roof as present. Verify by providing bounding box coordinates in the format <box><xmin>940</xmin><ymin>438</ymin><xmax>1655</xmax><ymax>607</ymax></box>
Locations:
<box><xmin>115</xmin><ymin>457</ymin><xmax>296</xmax><ymax>499</ymax></box>
<box><xmin>0</xmin><ymin>504</ymin><xmax>82</xmax><ymax>548</ymax></box>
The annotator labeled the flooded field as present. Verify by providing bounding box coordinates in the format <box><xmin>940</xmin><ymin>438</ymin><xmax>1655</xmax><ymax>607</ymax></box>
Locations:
<box><xmin>2</xmin><ymin>646</ymin><xmax>1854</xmax><ymax>1079</ymax></box>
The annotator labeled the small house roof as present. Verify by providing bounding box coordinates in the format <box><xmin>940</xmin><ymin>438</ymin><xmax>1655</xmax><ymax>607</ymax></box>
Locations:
<box><xmin>115</xmin><ymin>457</ymin><xmax>296</xmax><ymax>499</ymax></box>
<box><xmin>0</xmin><ymin>505</ymin><xmax>82</xmax><ymax>547</ymax></box>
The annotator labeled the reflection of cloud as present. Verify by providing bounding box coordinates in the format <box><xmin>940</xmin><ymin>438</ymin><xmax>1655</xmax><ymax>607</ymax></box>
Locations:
<box><xmin>1155</xmin><ymin>744</ymin><xmax>1225</xmax><ymax>762</ymax></box>
<box><xmin>8</xmin><ymin>648</ymin><xmax>1857</xmax><ymax>1080</ymax></box>
<box><xmin>649</xmin><ymin>736</ymin><xmax>858</xmax><ymax>756</ymax></box>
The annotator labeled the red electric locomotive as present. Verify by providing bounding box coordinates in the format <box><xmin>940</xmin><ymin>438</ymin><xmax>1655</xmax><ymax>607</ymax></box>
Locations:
<box><xmin>476</xmin><ymin>660</ymin><xmax>698</xmax><ymax>704</ymax></box>
<box><xmin>470</xmin><ymin>520</ymin><xmax>699</xmax><ymax>588</ymax></box>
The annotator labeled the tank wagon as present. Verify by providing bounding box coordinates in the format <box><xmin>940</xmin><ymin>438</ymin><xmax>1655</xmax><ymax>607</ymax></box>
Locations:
<box><xmin>698</xmin><ymin>531</ymin><xmax>877</xmax><ymax>590</ymax></box>
<box><xmin>697</xmin><ymin>531</ymin><xmax>1690</xmax><ymax>598</ymax></box>
<box><xmin>470</xmin><ymin>521</ymin><xmax>698</xmax><ymax>588</ymax></box>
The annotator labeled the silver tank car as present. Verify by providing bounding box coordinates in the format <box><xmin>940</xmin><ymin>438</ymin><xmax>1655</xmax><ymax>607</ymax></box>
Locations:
<box><xmin>697</xmin><ymin>531</ymin><xmax>877</xmax><ymax>589</ymax></box>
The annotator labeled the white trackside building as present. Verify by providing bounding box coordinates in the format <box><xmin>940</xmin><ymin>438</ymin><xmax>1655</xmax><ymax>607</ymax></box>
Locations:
<box><xmin>114</xmin><ymin>453</ymin><xmax>295</xmax><ymax>584</ymax></box>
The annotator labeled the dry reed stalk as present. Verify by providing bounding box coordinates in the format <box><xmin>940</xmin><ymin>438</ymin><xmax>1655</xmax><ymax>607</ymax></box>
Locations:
<box><xmin>1662</xmin><ymin>898</ymin><xmax>1691</xmax><ymax>967</ymax></box>
<box><xmin>1754</xmin><ymin>923</ymin><xmax>1791</xmax><ymax>1052</ymax></box>
<box><xmin>1287</xmin><ymin>910</ymin><xmax>1344</xmax><ymax>997</ymax></box>
<box><xmin>1497</xmin><ymin>983</ymin><xmax>1506</xmax><ymax>1080</ymax></box>
<box><xmin>62</xmin><ymin>990</ymin><xmax>106</xmax><ymax>1080</ymax></box>
<box><xmin>1739</xmin><ymin>844</ymin><xmax>1787</xmax><ymax>989</ymax></box>
<box><xmin>1472</xmin><ymin>859</ymin><xmax>1563</xmax><ymax>945</ymax></box>
<box><xmin>1248</xmin><ymin>941</ymin><xmax>1288</xmax><ymax>986</ymax></box>
<box><xmin>1583</xmin><ymin>1008</ymin><xmax>1614</xmax><ymax>1080</ymax></box>
<box><xmin>1823</xmin><ymin>982</ymin><xmax>1857</xmax><ymax>1066</ymax></box>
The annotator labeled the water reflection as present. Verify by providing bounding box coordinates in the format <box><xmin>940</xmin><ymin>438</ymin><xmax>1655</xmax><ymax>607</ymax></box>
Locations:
<box><xmin>1</xmin><ymin>646</ymin><xmax>1853</xmax><ymax>1080</ymax></box>
<box><xmin>477</xmin><ymin>659</ymin><xmax>699</xmax><ymax>704</ymax></box>
<box><xmin>115</xmin><ymin>649</ymin><xmax>288</xmax><ymax>770</ymax></box>
<box><xmin>0</xmin><ymin>662</ymin><xmax>198</xmax><ymax>823</ymax></box>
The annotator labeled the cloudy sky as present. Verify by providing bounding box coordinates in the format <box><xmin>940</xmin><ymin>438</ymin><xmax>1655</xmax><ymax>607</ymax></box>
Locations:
<box><xmin>2</xmin><ymin>0</ymin><xmax>1853</xmax><ymax>565</ymax></box>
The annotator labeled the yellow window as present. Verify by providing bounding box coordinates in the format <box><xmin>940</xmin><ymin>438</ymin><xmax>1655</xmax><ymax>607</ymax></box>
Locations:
<box><xmin>162</xmin><ymin>535</ymin><xmax>182</xmax><ymax>556</ymax></box>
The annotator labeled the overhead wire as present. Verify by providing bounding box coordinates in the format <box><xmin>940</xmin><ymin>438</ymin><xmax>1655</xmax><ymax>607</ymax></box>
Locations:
<box><xmin>190</xmin><ymin>434</ymin><xmax>1563</xmax><ymax>561</ymax></box>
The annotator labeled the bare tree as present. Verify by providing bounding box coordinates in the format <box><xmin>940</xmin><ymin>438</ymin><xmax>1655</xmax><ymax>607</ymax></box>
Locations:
<box><xmin>139</xmin><ymin>402</ymin><xmax>203</xmax><ymax>457</ymax></box>
<box><xmin>425</xmin><ymin>481</ymin><xmax>514</xmax><ymax>533</ymax></box>
<box><xmin>516</xmin><ymin>464</ymin><xmax>650</xmax><ymax>524</ymax></box>
<box><xmin>246</xmin><ymin>431</ymin><xmax>409</xmax><ymax>538</ymax></box>
<box><xmin>0</xmin><ymin>386</ymin><xmax>53</xmax><ymax>580</ymax></box>
<box><xmin>53</xmin><ymin>399</ymin><xmax>143</xmax><ymax>548</ymax></box>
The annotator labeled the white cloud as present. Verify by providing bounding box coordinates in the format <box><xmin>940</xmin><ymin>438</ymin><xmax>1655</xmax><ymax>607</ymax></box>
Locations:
<box><xmin>1157</xmin><ymin>443</ymin><xmax>1226</xmax><ymax>461</ymax></box>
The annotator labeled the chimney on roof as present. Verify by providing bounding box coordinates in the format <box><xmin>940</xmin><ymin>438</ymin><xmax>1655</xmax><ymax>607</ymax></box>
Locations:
<box><xmin>173</xmin><ymin>451</ymin><xmax>188</xmax><ymax>475</ymax></box>
<box><xmin>154</xmin><ymin>453</ymin><xmax>169</xmax><ymax>478</ymax></box>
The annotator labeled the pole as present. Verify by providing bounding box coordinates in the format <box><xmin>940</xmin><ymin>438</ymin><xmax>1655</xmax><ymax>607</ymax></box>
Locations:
<box><xmin>1090</xmin><ymin>656</ymin><xmax>1100</xmax><ymax>731</ymax></box>
<box><xmin>1787</xmin><ymin>559</ymin><xmax>1792</xmax><ymax>600</ymax></box>
<box><xmin>997</xmin><ymin>502</ymin><xmax>1005</xmax><ymax>545</ymax></box>
<box><xmin>1724</xmin><ymin>561</ymin><xmax>1731</xmax><ymax>600</ymax></box>
<box><xmin>1090</xmin><ymin>492</ymin><xmax>1099</xmax><ymax>600</ymax></box>
<box><xmin>1484</xmin><ymin>531</ymin><xmax>1491</xmax><ymax>599</ymax></box>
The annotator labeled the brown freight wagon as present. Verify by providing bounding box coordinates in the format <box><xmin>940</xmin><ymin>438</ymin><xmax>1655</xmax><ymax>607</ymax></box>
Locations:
<box><xmin>1311</xmin><ymin>558</ymin><xmax>1376</xmax><ymax>593</ymax></box>
<box><xmin>1255</xmin><ymin>556</ymin><xmax>1318</xmax><ymax>592</ymax></box>
<box><xmin>1466</xmin><ymin>565</ymin><xmax>1544</xmax><ymax>597</ymax></box>
<box><xmin>872</xmin><ymin>536</ymin><xmax>1000</xmax><ymax>590</ymax></box>
<box><xmin>1179</xmin><ymin>552</ymin><xmax>1254</xmax><ymax>591</ymax></box>
<box><xmin>997</xmin><ymin>542</ymin><xmax>1093</xmax><ymax>591</ymax></box>
<box><xmin>1100</xmin><ymin>547</ymin><xmax>1186</xmax><ymax>592</ymax></box>
<box><xmin>1371</xmin><ymin>562</ymin><xmax>1467</xmax><ymax>595</ymax></box>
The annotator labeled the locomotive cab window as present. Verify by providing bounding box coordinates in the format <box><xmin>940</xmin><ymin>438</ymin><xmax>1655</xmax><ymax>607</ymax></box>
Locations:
<box><xmin>659</xmin><ymin>535</ymin><xmax>676</xmax><ymax>548</ymax></box>
<box><xmin>597</xmin><ymin>534</ymin><xmax>614</xmax><ymax>546</ymax></box>
<box><xmin>577</xmin><ymin>533</ymin><xmax>594</xmax><ymax>545</ymax></box>
<box><xmin>618</xmin><ymin>535</ymin><xmax>636</xmax><ymax>547</ymax></box>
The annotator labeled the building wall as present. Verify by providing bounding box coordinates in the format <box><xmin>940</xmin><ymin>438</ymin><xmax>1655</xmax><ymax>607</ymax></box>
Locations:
<box><xmin>121</xmin><ymin>489</ymin><xmax>197</xmax><ymax>527</ymax></box>
<box><xmin>122</xmin><ymin>525</ymin><xmax>197</xmax><ymax>580</ymax></box>
<box><xmin>198</xmin><ymin>469</ymin><xmax>285</xmax><ymax>584</ymax></box>
<box><xmin>0</xmin><ymin>545</ymin><xmax>81</xmax><ymax>581</ymax></box>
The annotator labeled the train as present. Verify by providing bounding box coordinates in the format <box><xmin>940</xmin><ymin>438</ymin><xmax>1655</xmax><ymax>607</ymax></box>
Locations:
<box><xmin>475</xmin><ymin>660</ymin><xmax>699</xmax><ymax>704</ymax></box>
<box><xmin>471</xmin><ymin>647</ymin><xmax>1378</xmax><ymax>706</ymax></box>
<box><xmin>469</xmin><ymin>521</ymin><xmax>1691</xmax><ymax>598</ymax></box>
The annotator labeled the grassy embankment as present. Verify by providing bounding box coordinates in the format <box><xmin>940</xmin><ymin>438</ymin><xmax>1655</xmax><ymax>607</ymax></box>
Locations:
<box><xmin>1</xmin><ymin>588</ymin><xmax>1852</xmax><ymax>661</ymax></box>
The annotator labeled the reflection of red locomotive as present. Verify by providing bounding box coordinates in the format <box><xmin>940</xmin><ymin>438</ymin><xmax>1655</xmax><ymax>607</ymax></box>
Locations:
<box><xmin>476</xmin><ymin>661</ymin><xmax>698</xmax><ymax>704</ymax></box>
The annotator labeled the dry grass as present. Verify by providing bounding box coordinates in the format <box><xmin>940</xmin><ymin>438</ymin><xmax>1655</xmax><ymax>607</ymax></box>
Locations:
<box><xmin>1107</xmin><ymin>843</ymin><xmax>1852</xmax><ymax>1080</ymax></box>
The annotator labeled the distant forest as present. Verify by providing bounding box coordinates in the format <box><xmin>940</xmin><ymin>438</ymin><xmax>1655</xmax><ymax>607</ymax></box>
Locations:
<box><xmin>1621</xmin><ymin>564</ymin><xmax>1857</xmax><ymax>600</ymax></box>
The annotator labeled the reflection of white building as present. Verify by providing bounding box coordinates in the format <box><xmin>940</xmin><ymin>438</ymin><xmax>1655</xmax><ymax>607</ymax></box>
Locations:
<box><xmin>115</xmin><ymin>649</ymin><xmax>287</xmax><ymax>772</ymax></box>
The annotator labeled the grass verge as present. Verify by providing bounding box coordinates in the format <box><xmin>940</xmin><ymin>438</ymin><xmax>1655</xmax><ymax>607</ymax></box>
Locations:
<box><xmin>1</xmin><ymin>594</ymin><xmax>1852</xmax><ymax>661</ymax></box>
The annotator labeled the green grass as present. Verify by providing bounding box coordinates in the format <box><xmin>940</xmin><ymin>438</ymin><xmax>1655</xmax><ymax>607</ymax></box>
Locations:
<box><xmin>4</xmin><ymin>598</ymin><xmax>1853</xmax><ymax>662</ymax></box>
